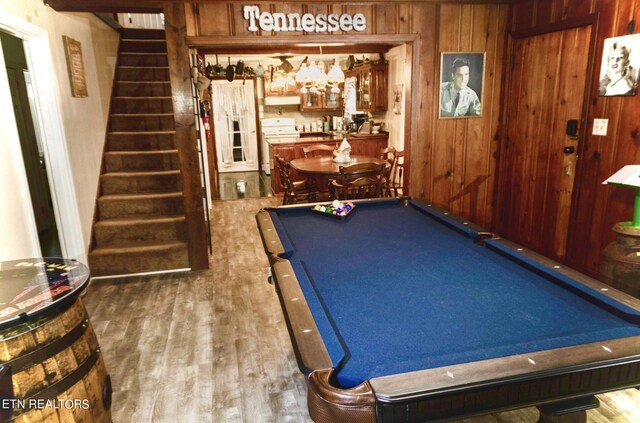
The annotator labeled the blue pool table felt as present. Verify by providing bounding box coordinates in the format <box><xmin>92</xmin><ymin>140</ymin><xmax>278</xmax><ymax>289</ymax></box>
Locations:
<box><xmin>269</xmin><ymin>200</ymin><xmax>640</xmax><ymax>388</ymax></box>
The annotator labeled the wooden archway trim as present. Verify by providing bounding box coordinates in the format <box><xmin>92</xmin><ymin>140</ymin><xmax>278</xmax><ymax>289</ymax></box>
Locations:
<box><xmin>187</xmin><ymin>33</ymin><xmax>420</xmax><ymax>196</ymax></box>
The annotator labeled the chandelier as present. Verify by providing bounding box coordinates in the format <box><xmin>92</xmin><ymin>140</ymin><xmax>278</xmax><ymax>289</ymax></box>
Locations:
<box><xmin>295</xmin><ymin>48</ymin><xmax>345</xmax><ymax>94</ymax></box>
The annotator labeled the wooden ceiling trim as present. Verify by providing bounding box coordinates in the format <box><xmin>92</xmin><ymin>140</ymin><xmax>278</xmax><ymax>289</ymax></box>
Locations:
<box><xmin>194</xmin><ymin>44</ymin><xmax>393</xmax><ymax>55</ymax></box>
<box><xmin>44</xmin><ymin>0</ymin><xmax>162</xmax><ymax>13</ymax></box>
<box><xmin>187</xmin><ymin>34</ymin><xmax>412</xmax><ymax>49</ymax></box>
<box><xmin>44</xmin><ymin>0</ymin><xmax>515</xmax><ymax>13</ymax></box>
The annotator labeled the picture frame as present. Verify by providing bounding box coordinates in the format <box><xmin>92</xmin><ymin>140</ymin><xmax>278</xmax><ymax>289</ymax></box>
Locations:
<box><xmin>439</xmin><ymin>52</ymin><xmax>485</xmax><ymax>119</ymax></box>
<box><xmin>62</xmin><ymin>36</ymin><xmax>88</xmax><ymax>98</ymax></box>
<box><xmin>597</xmin><ymin>34</ymin><xmax>640</xmax><ymax>97</ymax></box>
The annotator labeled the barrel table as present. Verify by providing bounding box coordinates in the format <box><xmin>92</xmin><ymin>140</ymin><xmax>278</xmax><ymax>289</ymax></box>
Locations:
<box><xmin>0</xmin><ymin>258</ymin><xmax>112</xmax><ymax>422</ymax></box>
<box><xmin>601</xmin><ymin>223</ymin><xmax>640</xmax><ymax>298</ymax></box>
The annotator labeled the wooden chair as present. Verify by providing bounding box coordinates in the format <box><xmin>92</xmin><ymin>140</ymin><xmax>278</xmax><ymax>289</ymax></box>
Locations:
<box><xmin>379</xmin><ymin>147</ymin><xmax>396</xmax><ymax>197</ymax></box>
<box><xmin>339</xmin><ymin>176</ymin><xmax>383</xmax><ymax>199</ymax></box>
<box><xmin>387</xmin><ymin>150</ymin><xmax>404</xmax><ymax>197</ymax></box>
<box><xmin>274</xmin><ymin>155</ymin><xmax>310</xmax><ymax>205</ymax></box>
<box><xmin>303</xmin><ymin>144</ymin><xmax>336</xmax><ymax>158</ymax></box>
<box><xmin>329</xmin><ymin>162</ymin><xmax>386</xmax><ymax>200</ymax></box>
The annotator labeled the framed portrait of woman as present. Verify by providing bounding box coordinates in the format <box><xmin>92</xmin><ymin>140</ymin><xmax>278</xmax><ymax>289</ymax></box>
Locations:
<box><xmin>598</xmin><ymin>34</ymin><xmax>640</xmax><ymax>97</ymax></box>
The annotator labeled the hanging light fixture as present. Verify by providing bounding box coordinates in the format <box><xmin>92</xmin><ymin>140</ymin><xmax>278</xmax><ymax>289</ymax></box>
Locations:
<box><xmin>296</xmin><ymin>57</ymin><xmax>310</xmax><ymax>93</ymax></box>
<box><xmin>294</xmin><ymin>46</ymin><xmax>345</xmax><ymax>95</ymax></box>
<box><xmin>272</xmin><ymin>55</ymin><xmax>297</xmax><ymax>94</ymax></box>
<box><xmin>327</xmin><ymin>59</ymin><xmax>345</xmax><ymax>85</ymax></box>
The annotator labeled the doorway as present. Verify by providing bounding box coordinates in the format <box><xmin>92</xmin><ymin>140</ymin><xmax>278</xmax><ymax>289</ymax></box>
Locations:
<box><xmin>1</xmin><ymin>31</ymin><xmax>61</xmax><ymax>256</ymax></box>
<box><xmin>210</xmin><ymin>79</ymin><xmax>259</xmax><ymax>173</ymax></box>
<box><xmin>497</xmin><ymin>25</ymin><xmax>592</xmax><ymax>262</ymax></box>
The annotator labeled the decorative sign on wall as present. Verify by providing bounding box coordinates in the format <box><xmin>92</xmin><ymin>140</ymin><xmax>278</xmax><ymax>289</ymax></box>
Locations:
<box><xmin>62</xmin><ymin>35</ymin><xmax>88</xmax><ymax>98</ymax></box>
<box><xmin>243</xmin><ymin>5</ymin><xmax>366</xmax><ymax>33</ymax></box>
<box><xmin>597</xmin><ymin>34</ymin><xmax>640</xmax><ymax>97</ymax></box>
<box><xmin>439</xmin><ymin>52</ymin><xmax>485</xmax><ymax>119</ymax></box>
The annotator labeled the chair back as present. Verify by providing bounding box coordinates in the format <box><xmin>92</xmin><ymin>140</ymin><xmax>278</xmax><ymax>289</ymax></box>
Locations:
<box><xmin>379</xmin><ymin>146</ymin><xmax>397</xmax><ymax>183</ymax></box>
<box><xmin>274</xmin><ymin>155</ymin><xmax>290</xmax><ymax>191</ymax></box>
<box><xmin>330</xmin><ymin>162</ymin><xmax>386</xmax><ymax>200</ymax></box>
<box><xmin>342</xmin><ymin>176</ymin><xmax>382</xmax><ymax>199</ymax></box>
<box><xmin>274</xmin><ymin>154</ymin><xmax>307</xmax><ymax>204</ymax></box>
<box><xmin>303</xmin><ymin>144</ymin><xmax>336</xmax><ymax>158</ymax></box>
<box><xmin>388</xmin><ymin>150</ymin><xmax>404</xmax><ymax>196</ymax></box>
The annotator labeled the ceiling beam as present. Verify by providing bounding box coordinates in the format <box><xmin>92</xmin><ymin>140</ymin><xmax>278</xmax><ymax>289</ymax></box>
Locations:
<box><xmin>43</xmin><ymin>0</ymin><xmax>163</xmax><ymax>13</ymax></box>
<box><xmin>196</xmin><ymin>44</ymin><xmax>391</xmax><ymax>56</ymax></box>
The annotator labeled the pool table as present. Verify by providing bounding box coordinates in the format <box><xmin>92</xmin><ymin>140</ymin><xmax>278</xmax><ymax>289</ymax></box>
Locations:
<box><xmin>256</xmin><ymin>197</ymin><xmax>640</xmax><ymax>423</ymax></box>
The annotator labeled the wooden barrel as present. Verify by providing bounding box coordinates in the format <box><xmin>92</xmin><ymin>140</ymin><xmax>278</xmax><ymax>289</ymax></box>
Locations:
<box><xmin>601</xmin><ymin>223</ymin><xmax>640</xmax><ymax>298</ymax></box>
<box><xmin>0</xmin><ymin>258</ymin><xmax>111</xmax><ymax>423</ymax></box>
<box><xmin>0</xmin><ymin>298</ymin><xmax>111</xmax><ymax>422</ymax></box>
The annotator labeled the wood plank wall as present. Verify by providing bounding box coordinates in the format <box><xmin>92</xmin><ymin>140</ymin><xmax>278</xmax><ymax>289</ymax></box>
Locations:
<box><xmin>183</xmin><ymin>1</ymin><xmax>510</xmax><ymax>232</ymax></box>
<box><xmin>510</xmin><ymin>0</ymin><xmax>640</xmax><ymax>276</ymax></box>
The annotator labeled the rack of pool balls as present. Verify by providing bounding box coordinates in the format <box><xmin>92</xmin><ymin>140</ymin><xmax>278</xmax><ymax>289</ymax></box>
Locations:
<box><xmin>312</xmin><ymin>200</ymin><xmax>355</xmax><ymax>218</ymax></box>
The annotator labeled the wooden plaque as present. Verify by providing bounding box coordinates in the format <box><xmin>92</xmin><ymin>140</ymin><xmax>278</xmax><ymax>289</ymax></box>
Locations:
<box><xmin>63</xmin><ymin>35</ymin><xmax>88</xmax><ymax>97</ymax></box>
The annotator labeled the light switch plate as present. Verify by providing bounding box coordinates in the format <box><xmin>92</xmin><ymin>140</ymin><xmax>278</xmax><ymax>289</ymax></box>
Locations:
<box><xmin>593</xmin><ymin>118</ymin><xmax>608</xmax><ymax>136</ymax></box>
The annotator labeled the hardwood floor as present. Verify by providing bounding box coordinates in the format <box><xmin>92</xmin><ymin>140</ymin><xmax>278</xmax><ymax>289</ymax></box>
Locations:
<box><xmin>82</xmin><ymin>197</ymin><xmax>640</xmax><ymax>423</ymax></box>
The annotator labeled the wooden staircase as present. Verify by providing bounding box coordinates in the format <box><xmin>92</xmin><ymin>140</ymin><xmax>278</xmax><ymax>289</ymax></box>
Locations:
<box><xmin>88</xmin><ymin>29</ymin><xmax>189</xmax><ymax>277</ymax></box>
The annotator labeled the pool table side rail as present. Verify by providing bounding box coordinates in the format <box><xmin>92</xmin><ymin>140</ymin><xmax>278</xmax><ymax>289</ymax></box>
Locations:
<box><xmin>409</xmin><ymin>200</ymin><xmax>488</xmax><ymax>240</ymax></box>
<box><xmin>257</xmin><ymin>208</ymin><xmax>381</xmax><ymax>423</ymax></box>
<box><xmin>270</xmin><ymin>260</ymin><xmax>334</xmax><ymax>373</ymax></box>
<box><xmin>271</xmin><ymin>260</ymin><xmax>381</xmax><ymax>423</ymax></box>
<box><xmin>373</xmin><ymin>337</ymin><xmax>640</xmax><ymax>422</ymax></box>
<box><xmin>486</xmin><ymin>238</ymin><xmax>640</xmax><ymax>314</ymax></box>
<box><xmin>256</xmin><ymin>210</ymin><xmax>333</xmax><ymax>370</ymax></box>
<box><xmin>256</xmin><ymin>209</ymin><xmax>288</xmax><ymax>261</ymax></box>
<box><xmin>370</xmin><ymin>335</ymin><xmax>640</xmax><ymax>402</ymax></box>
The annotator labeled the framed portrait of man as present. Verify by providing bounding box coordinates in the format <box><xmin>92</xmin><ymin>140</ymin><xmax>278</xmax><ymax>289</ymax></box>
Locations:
<box><xmin>439</xmin><ymin>52</ymin><xmax>485</xmax><ymax>119</ymax></box>
<box><xmin>598</xmin><ymin>34</ymin><xmax>640</xmax><ymax>97</ymax></box>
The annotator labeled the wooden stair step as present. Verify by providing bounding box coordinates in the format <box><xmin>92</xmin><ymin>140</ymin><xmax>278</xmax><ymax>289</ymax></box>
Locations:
<box><xmin>120</xmin><ymin>39</ymin><xmax>167</xmax><ymax>53</ymax></box>
<box><xmin>111</xmin><ymin>97</ymin><xmax>173</xmax><ymax>114</ymax></box>
<box><xmin>118</xmin><ymin>53</ymin><xmax>168</xmax><ymax>67</ymax></box>
<box><xmin>104</xmin><ymin>149</ymin><xmax>179</xmax><ymax>172</ymax></box>
<box><xmin>97</xmin><ymin>192</ymin><xmax>184</xmax><ymax>218</ymax></box>
<box><xmin>88</xmin><ymin>241</ymin><xmax>189</xmax><ymax>277</ymax></box>
<box><xmin>93</xmin><ymin>215</ymin><xmax>186</xmax><ymax>247</ymax></box>
<box><xmin>119</xmin><ymin>29</ymin><xmax>165</xmax><ymax>40</ymax></box>
<box><xmin>107</xmin><ymin>131</ymin><xmax>176</xmax><ymax>151</ymax></box>
<box><xmin>109</xmin><ymin>113</ymin><xmax>175</xmax><ymax>132</ymax></box>
<box><xmin>113</xmin><ymin>81</ymin><xmax>172</xmax><ymax>97</ymax></box>
<box><xmin>115</xmin><ymin>66</ymin><xmax>170</xmax><ymax>82</ymax></box>
<box><xmin>100</xmin><ymin>170</ymin><xmax>181</xmax><ymax>194</ymax></box>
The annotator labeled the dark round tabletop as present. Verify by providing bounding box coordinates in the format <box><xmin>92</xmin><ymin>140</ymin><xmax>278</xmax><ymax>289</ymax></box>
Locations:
<box><xmin>289</xmin><ymin>155</ymin><xmax>387</xmax><ymax>176</ymax></box>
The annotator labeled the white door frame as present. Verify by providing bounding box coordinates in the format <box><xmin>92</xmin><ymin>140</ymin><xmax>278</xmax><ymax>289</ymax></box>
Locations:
<box><xmin>0</xmin><ymin>12</ymin><xmax>85</xmax><ymax>262</ymax></box>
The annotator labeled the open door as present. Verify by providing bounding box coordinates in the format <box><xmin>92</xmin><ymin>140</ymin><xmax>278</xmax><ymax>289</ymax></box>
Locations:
<box><xmin>1</xmin><ymin>31</ymin><xmax>61</xmax><ymax>256</ymax></box>
<box><xmin>497</xmin><ymin>25</ymin><xmax>592</xmax><ymax>262</ymax></box>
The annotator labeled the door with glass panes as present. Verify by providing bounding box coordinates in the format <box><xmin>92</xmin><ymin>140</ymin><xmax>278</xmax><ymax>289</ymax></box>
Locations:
<box><xmin>210</xmin><ymin>79</ymin><xmax>258</xmax><ymax>172</ymax></box>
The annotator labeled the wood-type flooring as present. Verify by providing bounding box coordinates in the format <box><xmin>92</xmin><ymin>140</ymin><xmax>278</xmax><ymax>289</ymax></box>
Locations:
<box><xmin>82</xmin><ymin>197</ymin><xmax>640</xmax><ymax>423</ymax></box>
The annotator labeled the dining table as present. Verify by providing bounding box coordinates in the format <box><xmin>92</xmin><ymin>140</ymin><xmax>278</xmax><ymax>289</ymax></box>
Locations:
<box><xmin>289</xmin><ymin>155</ymin><xmax>388</xmax><ymax>201</ymax></box>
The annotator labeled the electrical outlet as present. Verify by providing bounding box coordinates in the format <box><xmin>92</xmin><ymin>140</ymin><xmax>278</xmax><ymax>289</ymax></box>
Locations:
<box><xmin>593</xmin><ymin>118</ymin><xmax>608</xmax><ymax>136</ymax></box>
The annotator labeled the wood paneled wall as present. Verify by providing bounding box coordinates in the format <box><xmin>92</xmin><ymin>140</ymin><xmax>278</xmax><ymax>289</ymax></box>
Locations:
<box><xmin>419</xmin><ymin>3</ymin><xmax>509</xmax><ymax>227</ymax></box>
<box><xmin>183</xmin><ymin>1</ymin><xmax>510</xmax><ymax>231</ymax></box>
<box><xmin>510</xmin><ymin>0</ymin><xmax>640</xmax><ymax>276</ymax></box>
